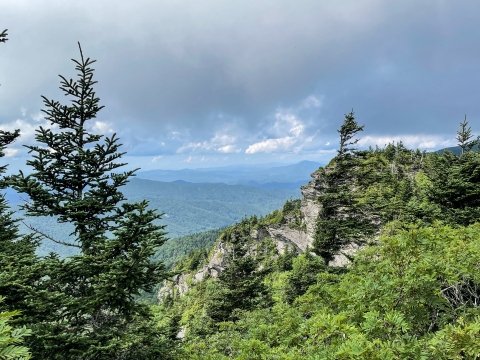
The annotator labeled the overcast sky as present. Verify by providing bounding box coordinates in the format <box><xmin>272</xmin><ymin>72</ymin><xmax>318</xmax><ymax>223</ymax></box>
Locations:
<box><xmin>1</xmin><ymin>0</ymin><xmax>479</xmax><ymax>171</ymax></box>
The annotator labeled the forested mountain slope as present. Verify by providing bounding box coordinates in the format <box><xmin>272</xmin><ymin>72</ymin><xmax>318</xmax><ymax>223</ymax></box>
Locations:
<box><xmin>152</xmin><ymin>112</ymin><xmax>480</xmax><ymax>359</ymax></box>
<box><xmin>11</xmin><ymin>179</ymin><xmax>300</xmax><ymax>257</ymax></box>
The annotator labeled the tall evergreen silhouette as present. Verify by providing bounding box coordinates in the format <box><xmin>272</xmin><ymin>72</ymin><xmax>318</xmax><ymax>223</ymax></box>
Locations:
<box><xmin>10</xmin><ymin>43</ymin><xmax>169</xmax><ymax>359</ymax></box>
<box><xmin>314</xmin><ymin>111</ymin><xmax>376</xmax><ymax>264</ymax></box>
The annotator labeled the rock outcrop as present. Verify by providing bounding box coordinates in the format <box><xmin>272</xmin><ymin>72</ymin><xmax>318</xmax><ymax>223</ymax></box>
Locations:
<box><xmin>157</xmin><ymin>168</ymin><xmax>356</xmax><ymax>302</ymax></box>
<box><xmin>249</xmin><ymin>169</ymin><xmax>325</xmax><ymax>253</ymax></box>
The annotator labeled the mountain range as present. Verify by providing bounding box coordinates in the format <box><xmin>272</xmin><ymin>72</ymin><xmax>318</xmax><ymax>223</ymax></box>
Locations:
<box><xmin>137</xmin><ymin>160</ymin><xmax>322</xmax><ymax>189</ymax></box>
<box><xmin>8</xmin><ymin>176</ymin><xmax>301</xmax><ymax>257</ymax></box>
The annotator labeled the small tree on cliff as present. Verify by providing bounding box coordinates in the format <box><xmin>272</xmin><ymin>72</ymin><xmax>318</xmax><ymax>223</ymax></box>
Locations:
<box><xmin>313</xmin><ymin>110</ymin><xmax>377</xmax><ymax>265</ymax></box>
<box><xmin>206</xmin><ymin>220</ymin><xmax>272</xmax><ymax>323</ymax></box>
<box><xmin>10</xmin><ymin>43</ymin><xmax>169</xmax><ymax>359</ymax></box>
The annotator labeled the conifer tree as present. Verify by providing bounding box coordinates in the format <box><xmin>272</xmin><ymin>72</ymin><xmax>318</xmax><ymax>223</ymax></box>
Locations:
<box><xmin>10</xmin><ymin>43</ymin><xmax>169</xmax><ymax>359</ymax></box>
<box><xmin>456</xmin><ymin>115</ymin><xmax>479</xmax><ymax>154</ymax></box>
<box><xmin>425</xmin><ymin>119</ymin><xmax>480</xmax><ymax>226</ymax></box>
<box><xmin>313</xmin><ymin>110</ymin><xmax>377</xmax><ymax>265</ymax></box>
<box><xmin>206</xmin><ymin>220</ymin><xmax>271</xmax><ymax>323</ymax></box>
<box><xmin>0</xmin><ymin>128</ymin><xmax>42</xmax><ymax>321</ymax></box>
<box><xmin>0</xmin><ymin>27</ymin><xmax>37</xmax><ymax>360</ymax></box>
<box><xmin>0</xmin><ymin>131</ymin><xmax>36</xmax><ymax>360</ymax></box>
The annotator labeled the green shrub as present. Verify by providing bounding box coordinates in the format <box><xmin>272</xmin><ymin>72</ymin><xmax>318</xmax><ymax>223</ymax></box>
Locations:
<box><xmin>0</xmin><ymin>297</ymin><xmax>31</xmax><ymax>360</ymax></box>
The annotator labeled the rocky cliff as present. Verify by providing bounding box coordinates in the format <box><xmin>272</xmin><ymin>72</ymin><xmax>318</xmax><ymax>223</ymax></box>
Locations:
<box><xmin>157</xmin><ymin>168</ymin><xmax>356</xmax><ymax>302</ymax></box>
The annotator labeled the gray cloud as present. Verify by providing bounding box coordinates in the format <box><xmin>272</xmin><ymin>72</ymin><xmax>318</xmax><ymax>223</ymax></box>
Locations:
<box><xmin>1</xmin><ymin>0</ymin><xmax>480</xmax><ymax>169</ymax></box>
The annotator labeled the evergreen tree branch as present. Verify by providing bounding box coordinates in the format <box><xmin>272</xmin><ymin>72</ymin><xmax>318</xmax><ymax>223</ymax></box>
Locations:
<box><xmin>0</xmin><ymin>29</ymin><xmax>7</xmax><ymax>43</ymax></box>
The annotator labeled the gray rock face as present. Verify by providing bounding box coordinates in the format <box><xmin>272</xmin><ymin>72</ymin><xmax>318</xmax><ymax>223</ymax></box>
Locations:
<box><xmin>253</xmin><ymin>225</ymin><xmax>311</xmax><ymax>253</ymax></box>
<box><xmin>193</xmin><ymin>238</ymin><xmax>229</xmax><ymax>281</ymax></box>
<box><xmin>157</xmin><ymin>239</ymin><xmax>230</xmax><ymax>302</ymax></box>
<box><xmin>328</xmin><ymin>243</ymin><xmax>363</xmax><ymax>267</ymax></box>
<box><xmin>157</xmin><ymin>273</ymin><xmax>190</xmax><ymax>302</ymax></box>
<box><xmin>254</xmin><ymin>170</ymin><xmax>324</xmax><ymax>253</ymax></box>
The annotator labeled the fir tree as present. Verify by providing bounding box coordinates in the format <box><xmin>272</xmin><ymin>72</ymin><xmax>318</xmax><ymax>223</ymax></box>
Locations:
<box><xmin>423</xmin><ymin>119</ymin><xmax>480</xmax><ymax>226</ymax></box>
<box><xmin>0</xmin><ymin>128</ymin><xmax>42</xmax><ymax>322</ymax></box>
<box><xmin>0</xmin><ymin>27</ymin><xmax>37</xmax><ymax>359</ymax></box>
<box><xmin>313</xmin><ymin>110</ymin><xmax>377</xmax><ymax>265</ymax></box>
<box><xmin>425</xmin><ymin>146</ymin><xmax>480</xmax><ymax>227</ymax></box>
<box><xmin>206</xmin><ymin>220</ymin><xmax>271</xmax><ymax>323</ymax></box>
<box><xmin>10</xmin><ymin>43</ymin><xmax>169</xmax><ymax>359</ymax></box>
<box><xmin>456</xmin><ymin>115</ymin><xmax>479</xmax><ymax>154</ymax></box>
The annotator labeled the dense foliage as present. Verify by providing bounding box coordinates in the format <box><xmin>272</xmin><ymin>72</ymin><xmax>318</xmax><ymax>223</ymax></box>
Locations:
<box><xmin>178</xmin><ymin>223</ymin><xmax>480</xmax><ymax>359</ymax></box>
<box><xmin>0</xmin><ymin>297</ymin><xmax>32</xmax><ymax>360</ymax></box>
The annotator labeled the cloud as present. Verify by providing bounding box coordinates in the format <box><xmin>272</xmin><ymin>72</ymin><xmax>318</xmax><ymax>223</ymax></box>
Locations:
<box><xmin>151</xmin><ymin>155</ymin><xmax>162</xmax><ymax>162</ymax></box>
<box><xmin>0</xmin><ymin>118</ymin><xmax>57</xmax><ymax>148</ymax></box>
<box><xmin>3</xmin><ymin>1</ymin><xmax>480</xmax><ymax>168</ymax></box>
<box><xmin>246</xmin><ymin>136</ymin><xmax>296</xmax><ymax>154</ymax></box>
<box><xmin>31</xmin><ymin>113</ymin><xmax>45</xmax><ymax>122</ymax></box>
<box><xmin>217</xmin><ymin>145</ymin><xmax>241</xmax><ymax>153</ymax></box>
<box><xmin>91</xmin><ymin>121</ymin><xmax>114</xmax><ymax>134</ymax></box>
<box><xmin>176</xmin><ymin>133</ymin><xmax>239</xmax><ymax>154</ymax></box>
<box><xmin>3</xmin><ymin>148</ymin><xmax>18</xmax><ymax>157</ymax></box>
<box><xmin>358</xmin><ymin>135</ymin><xmax>456</xmax><ymax>150</ymax></box>
<box><xmin>245</xmin><ymin>95</ymin><xmax>320</xmax><ymax>154</ymax></box>
<box><xmin>301</xmin><ymin>95</ymin><xmax>323</xmax><ymax>109</ymax></box>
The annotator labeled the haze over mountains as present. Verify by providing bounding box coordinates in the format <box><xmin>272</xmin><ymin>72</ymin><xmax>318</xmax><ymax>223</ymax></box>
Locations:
<box><xmin>137</xmin><ymin>160</ymin><xmax>323</xmax><ymax>190</ymax></box>
<box><xmin>6</xmin><ymin>162</ymin><xmax>308</xmax><ymax>257</ymax></box>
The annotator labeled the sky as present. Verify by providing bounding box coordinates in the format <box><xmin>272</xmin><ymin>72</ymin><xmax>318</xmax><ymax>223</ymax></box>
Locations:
<box><xmin>1</xmin><ymin>0</ymin><xmax>479</xmax><ymax>171</ymax></box>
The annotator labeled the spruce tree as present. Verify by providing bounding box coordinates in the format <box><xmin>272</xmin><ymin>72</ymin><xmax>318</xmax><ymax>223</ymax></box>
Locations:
<box><xmin>425</xmin><ymin>119</ymin><xmax>480</xmax><ymax>226</ymax></box>
<box><xmin>10</xmin><ymin>43</ymin><xmax>169</xmax><ymax>359</ymax></box>
<box><xmin>0</xmin><ymin>128</ymin><xmax>43</xmax><ymax>321</ymax></box>
<box><xmin>206</xmin><ymin>220</ymin><xmax>271</xmax><ymax>323</ymax></box>
<box><xmin>313</xmin><ymin>110</ymin><xmax>377</xmax><ymax>265</ymax></box>
<box><xmin>456</xmin><ymin>115</ymin><xmax>479</xmax><ymax>154</ymax></box>
<box><xmin>0</xmin><ymin>27</ymin><xmax>37</xmax><ymax>359</ymax></box>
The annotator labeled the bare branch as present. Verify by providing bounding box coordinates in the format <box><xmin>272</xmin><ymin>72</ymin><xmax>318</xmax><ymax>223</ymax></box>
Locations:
<box><xmin>21</xmin><ymin>220</ymin><xmax>81</xmax><ymax>249</ymax></box>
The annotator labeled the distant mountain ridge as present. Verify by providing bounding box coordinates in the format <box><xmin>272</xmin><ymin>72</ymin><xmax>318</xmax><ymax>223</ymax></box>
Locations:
<box><xmin>9</xmin><ymin>178</ymin><xmax>300</xmax><ymax>257</ymax></box>
<box><xmin>436</xmin><ymin>144</ymin><xmax>479</xmax><ymax>156</ymax></box>
<box><xmin>137</xmin><ymin>160</ymin><xmax>323</xmax><ymax>189</ymax></box>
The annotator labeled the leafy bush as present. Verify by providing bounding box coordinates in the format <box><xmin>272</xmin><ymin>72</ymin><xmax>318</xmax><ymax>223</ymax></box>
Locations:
<box><xmin>181</xmin><ymin>223</ymin><xmax>480</xmax><ymax>359</ymax></box>
<box><xmin>0</xmin><ymin>297</ymin><xmax>31</xmax><ymax>360</ymax></box>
